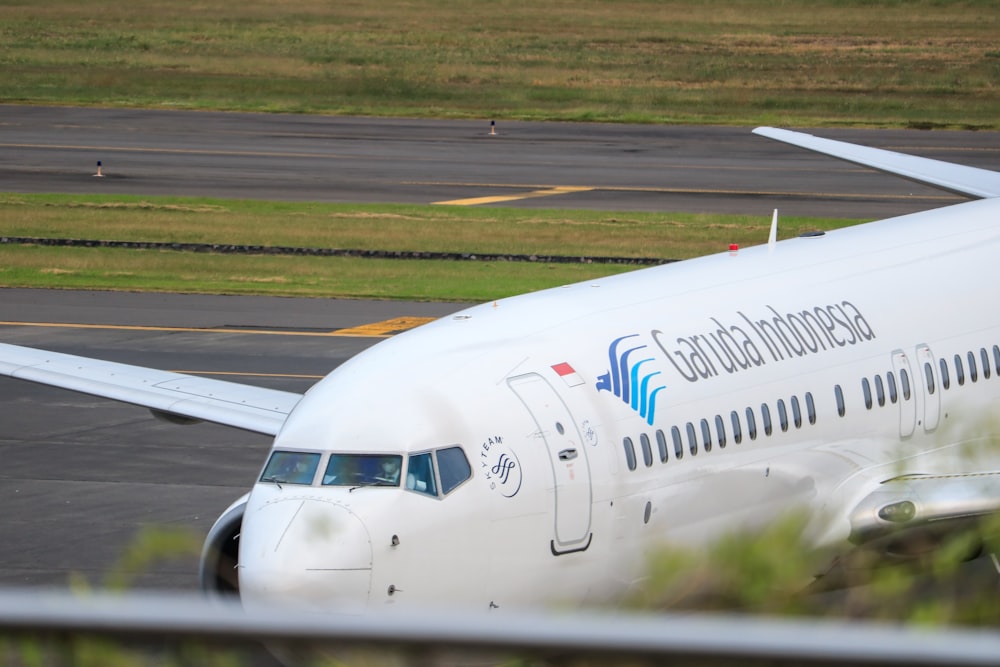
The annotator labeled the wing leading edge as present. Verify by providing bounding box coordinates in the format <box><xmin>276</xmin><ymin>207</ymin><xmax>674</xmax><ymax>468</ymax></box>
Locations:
<box><xmin>0</xmin><ymin>342</ymin><xmax>301</xmax><ymax>436</ymax></box>
<box><xmin>753</xmin><ymin>127</ymin><xmax>1000</xmax><ymax>199</ymax></box>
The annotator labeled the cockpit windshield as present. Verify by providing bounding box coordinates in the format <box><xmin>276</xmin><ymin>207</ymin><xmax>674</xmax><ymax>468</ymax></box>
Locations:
<box><xmin>258</xmin><ymin>447</ymin><xmax>471</xmax><ymax>494</ymax></box>
<box><xmin>259</xmin><ymin>451</ymin><xmax>321</xmax><ymax>486</ymax></box>
<box><xmin>322</xmin><ymin>454</ymin><xmax>403</xmax><ymax>487</ymax></box>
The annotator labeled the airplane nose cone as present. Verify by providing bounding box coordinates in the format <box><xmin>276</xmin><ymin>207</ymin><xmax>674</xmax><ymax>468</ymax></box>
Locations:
<box><xmin>238</xmin><ymin>497</ymin><xmax>373</xmax><ymax>613</ymax></box>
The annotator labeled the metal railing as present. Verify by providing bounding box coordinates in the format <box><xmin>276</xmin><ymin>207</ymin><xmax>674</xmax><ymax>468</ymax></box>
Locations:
<box><xmin>0</xmin><ymin>587</ymin><xmax>997</xmax><ymax>666</ymax></box>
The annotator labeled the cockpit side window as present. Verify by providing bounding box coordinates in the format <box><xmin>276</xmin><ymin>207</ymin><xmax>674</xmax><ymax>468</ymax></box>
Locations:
<box><xmin>260</xmin><ymin>451</ymin><xmax>321</xmax><ymax>486</ymax></box>
<box><xmin>437</xmin><ymin>446</ymin><xmax>472</xmax><ymax>494</ymax></box>
<box><xmin>322</xmin><ymin>454</ymin><xmax>403</xmax><ymax>487</ymax></box>
<box><xmin>406</xmin><ymin>452</ymin><xmax>438</xmax><ymax>496</ymax></box>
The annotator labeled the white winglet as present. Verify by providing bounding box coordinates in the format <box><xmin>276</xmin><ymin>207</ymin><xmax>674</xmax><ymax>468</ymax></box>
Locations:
<box><xmin>754</xmin><ymin>127</ymin><xmax>1000</xmax><ymax>199</ymax></box>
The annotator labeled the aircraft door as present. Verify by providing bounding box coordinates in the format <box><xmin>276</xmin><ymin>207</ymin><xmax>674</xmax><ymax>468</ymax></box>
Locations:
<box><xmin>891</xmin><ymin>349</ymin><xmax>917</xmax><ymax>438</ymax></box>
<box><xmin>915</xmin><ymin>344</ymin><xmax>940</xmax><ymax>433</ymax></box>
<box><xmin>507</xmin><ymin>373</ymin><xmax>593</xmax><ymax>554</ymax></box>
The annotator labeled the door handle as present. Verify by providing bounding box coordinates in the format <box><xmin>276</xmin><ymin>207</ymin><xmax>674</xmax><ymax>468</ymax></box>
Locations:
<box><xmin>558</xmin><ymin>448</ymin><xmax>578</xmax><ymax>461</ymax></box>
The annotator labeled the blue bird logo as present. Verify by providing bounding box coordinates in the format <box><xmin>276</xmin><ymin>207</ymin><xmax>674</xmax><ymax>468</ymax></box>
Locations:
<box><xmin>596</xmin><ymin>334</ymin><xmax>665</xmax><ymax>426</ymax></box>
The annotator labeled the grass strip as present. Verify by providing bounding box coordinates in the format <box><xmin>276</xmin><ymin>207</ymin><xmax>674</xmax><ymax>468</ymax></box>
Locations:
<box><xmin>0</xmin><ymin>193</ymin><xmax>861</xmax><ymax>301</ymax></box>
<box><xmin>0</xmin><ymin>193</ymin><xmax>856</xmax><ymax>260</ymax></box>
<box><xmin>0</xmin><ymin>245</ymin><xmax>639</xmax><ymax>302</ymax></box>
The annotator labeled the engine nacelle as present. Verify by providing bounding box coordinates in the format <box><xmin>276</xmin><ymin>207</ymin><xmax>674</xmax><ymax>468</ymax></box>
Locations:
<box><xmin>199</xmin><ymin>493</ymin><xmax>249</xmax><ymax>596</ymax></box>
<box><xmin>847</xmin><ymin>474</ymin><xmax>1000</xmax><ymax>562</ymax></box>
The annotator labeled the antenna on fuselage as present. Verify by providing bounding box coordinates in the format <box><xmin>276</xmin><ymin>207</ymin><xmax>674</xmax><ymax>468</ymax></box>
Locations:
<box><xmin>768</xmin><ymin>208</ymin><xmax>779</xmax><ymax>252</ymax></box>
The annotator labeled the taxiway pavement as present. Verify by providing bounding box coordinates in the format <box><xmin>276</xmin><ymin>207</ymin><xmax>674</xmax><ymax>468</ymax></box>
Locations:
<box><xmin>0</xmin><ymin>288</ymin><xmax>464</xmax><ymax>590</ymax></box>
<box><xmin>5</xmin><ymin>105</ymin><xmax>1000</xmax><ymax>218</ymax></box>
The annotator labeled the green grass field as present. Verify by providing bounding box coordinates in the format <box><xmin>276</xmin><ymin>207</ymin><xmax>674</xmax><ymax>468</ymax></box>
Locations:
<box><xmin>0</xmin><ymin>194</ymin><xmax>859</xmax><ymax>300</ymax></box>
<box><xmin>3</xmin><ymin>0</ymin><xmax>998</xmax><ymax>128</ymax></box>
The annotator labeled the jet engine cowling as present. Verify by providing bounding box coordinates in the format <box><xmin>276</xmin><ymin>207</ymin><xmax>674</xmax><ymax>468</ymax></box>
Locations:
<box><xmin>199</xmin><ymin>493</ymin><xmax>249</xmax><ymax>596</ymax></box>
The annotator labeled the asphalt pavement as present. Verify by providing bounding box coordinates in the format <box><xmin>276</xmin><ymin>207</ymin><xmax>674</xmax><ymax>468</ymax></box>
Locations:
<box><xmin>5</xmin><ymin>105</ymin><xmax>999</xmax><ymax>217</ymax></box>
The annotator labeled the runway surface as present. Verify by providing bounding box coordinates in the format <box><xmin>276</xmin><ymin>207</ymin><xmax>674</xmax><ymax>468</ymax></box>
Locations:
<box><xmin>0</xmin><ymin>288</ymin><xmax>464</xmax><ymax>591</ymax></box>
<box><xmin>5</xmin><ymin>105</ymin><xmax>1000</xmax><ymax>218</ymax></box>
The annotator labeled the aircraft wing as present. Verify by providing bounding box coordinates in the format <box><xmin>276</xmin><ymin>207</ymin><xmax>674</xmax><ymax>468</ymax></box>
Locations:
<box><xmin>0</xmin><ymin>342</ymin><xmax>301</xmax><ymax>436</ymax></box>
<box><xmin>847</xmin><ymin>471</ymin><xmax>1000</xmax><ymax>548</ymax></box>
<box><xmin>753</xmin><ymin>127</ymin><xmax>1000</xmax><ymax>199</ymax></box>
<box><xmin>795</xmin><ymin>461</ymin><xmax>1000</xmax><ymax>593</ymax></box>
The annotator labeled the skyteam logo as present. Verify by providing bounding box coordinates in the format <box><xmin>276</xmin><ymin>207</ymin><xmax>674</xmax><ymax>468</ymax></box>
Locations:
<box><xmin>596</xmin><ymin>334</ymin><xmax>666</xmax><ymax>426</ymax></box>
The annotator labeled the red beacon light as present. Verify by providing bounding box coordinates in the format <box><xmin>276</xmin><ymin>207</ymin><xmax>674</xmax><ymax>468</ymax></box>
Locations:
<box><xmin>728</xmin><ymin>243</ymin><xmax>739</xmax><ymax>254</ymax></box>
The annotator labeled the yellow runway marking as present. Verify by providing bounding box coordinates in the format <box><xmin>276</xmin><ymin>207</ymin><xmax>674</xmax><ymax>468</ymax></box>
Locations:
<box><xmin>331</xmin><ymin>316</ymin><xmax>437</xmax><ymax>337</ymax></box>
<box><xmin>0</xmin><ymin>316</ymin><xmax>436</xmax><ymax>339</ymax></box>
<box><xmin>417</xmin><ymin>181</ymin><xmax>957</xmax><ymax>202</ymax></box>
<box><xmin>434</xmin><ymin>186</ymin><xmax>593</xmax><ymax>206</ymax></box>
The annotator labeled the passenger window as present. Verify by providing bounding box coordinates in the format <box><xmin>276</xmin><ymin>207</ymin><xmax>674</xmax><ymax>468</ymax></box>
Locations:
<box><xmin>437</xmin><ymin>446</ymin><xmax>472</xmax><ymax>495</ymax></box>
<box><xmin>746</xmin><ymin>407</ymin><xmax>758</xmax><ymax>440</ymax></box>
<box><xmin>686</xmin><ymin>422</ymin><xmax>698</xmax><ymax>456</ymax></box>
<box><xmin>993</xmin><ymin>345</ymin><xmax>1000</xmax><ymax>376</ymax></box>
<box><xmin>656</xmin><ymin>429</ymin><xmax>668</xmax><ymax>463</ymax></box>
<box><xmin>640</xmin><ymin>433</ymin><xmax>653</xmax><ymax>467</ymax></box>
<box><xmin>874</xmin><ymin>375</ymin><xmax>886</xmax><ymax>406</ymax></box>
<box><xmin>939</xmin><ymin>358</ymin><xmax>950</xmax><ymax>390</ymax></box>
<box><xmin>777</xmin><ymin>399</ymin><xmax>788</xmax><ymax>432</ymax></box>
<box><xmin>761</xmin><ymin>403</ymin><xmax>773</xmax><ymax>436</ymax></box>
<box><xmin>968</xmin><ymin>351</ymin><xmax>978</xmax><ymax>383</ymax></box>
<box><xmin>954</xmin><ymin>354</ymin><xmax>965</xmax><ymax>386</ymax></box>
<box><xmin>835</xmin><ymin>385</ymin><xmax>845</xmax><ymax>417</ymax></box>
<box><xmin>862</xmin><ymin>378</ymin><xmax>873</xmax><ymax>410</ymax></box>
<box><xmin>924</xmin><ymin>362</ymin><xmax>935</xmax><ymax>395</ymax></box>
<box><xmin>730</xmin><ymin>410</ymin><xmax>743</xmax><ymax>444</ymax></box>
<box><xmin>982</xmin><ymin>348</ymin><xmax>991</xmax><ymax>380</ymax></box>
<box><xmin>261</xmin><ymin>450</ymin><xmax>321</xmax><ymax>486</ymax></box>
<box><xmin>791</xmin><ymin>396</ymin><xmax>802</xmax><ymax>428</ymax></box>
<box><xmin>405</xmin><ymin>452</ymin><xmax>438</xmax><ymax>496</ymax></box>
<box><xmin>805</xmin><ymin>392</ymin><xmax>816</xmax><ymax>425</ymax></box>
<box><xmin>900</xmin><ymin>369</ymin><xmax>912</xmax><ymax>400</ymax></box>
<box><xmin>671</xmin><ymin>426</ymin><xmax>684</xmax><ymax>459</ymax></box>
<box><xmin>623</xmin><ymin>438</ymin><xmax>637</xmax><ymax>471</ymax></box>
<box><xmin>887</xmin><ymin>372</ymin><xmax>898</xmax><ymax>403</ymax></box>
<box><xmin>700</xmin><ymin>419</ymin><xmax>712</xmax><ymax>453</ymax></box>
<box><xmin>715</xmin><ymin>414</ymin><xmax>727</xmax><ymax>449</ymax></box>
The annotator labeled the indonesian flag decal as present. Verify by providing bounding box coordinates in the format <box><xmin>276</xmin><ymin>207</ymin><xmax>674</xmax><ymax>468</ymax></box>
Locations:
<box><xmin>551</xmin><ymin>362</ymin><xmax>585</xmax><ymax>387</ymax></box>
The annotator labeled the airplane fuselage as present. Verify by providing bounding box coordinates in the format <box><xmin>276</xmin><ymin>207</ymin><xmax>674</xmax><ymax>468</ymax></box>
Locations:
<box><xmin>234</xmin><ymin>196</ymin><xmax>1000</xmax><ymax>614</ymax></box>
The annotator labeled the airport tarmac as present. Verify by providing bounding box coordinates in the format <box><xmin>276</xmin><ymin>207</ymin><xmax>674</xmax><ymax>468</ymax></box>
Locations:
<box><xmin>0</xmin><ymin>288</ymin><xmax>465</xmax><ymax>590</ymax></box>
<box><xmin>5</xmin><ymin>105</ymin><xmax>1000</xmax><ymax>218</ymax></box>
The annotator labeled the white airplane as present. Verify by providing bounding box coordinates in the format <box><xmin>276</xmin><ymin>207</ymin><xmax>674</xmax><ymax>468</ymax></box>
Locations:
<box><xmin>3</xmin><ymin>127</ymin><xmax>1000</xmax><ymax>617</ymax></box>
